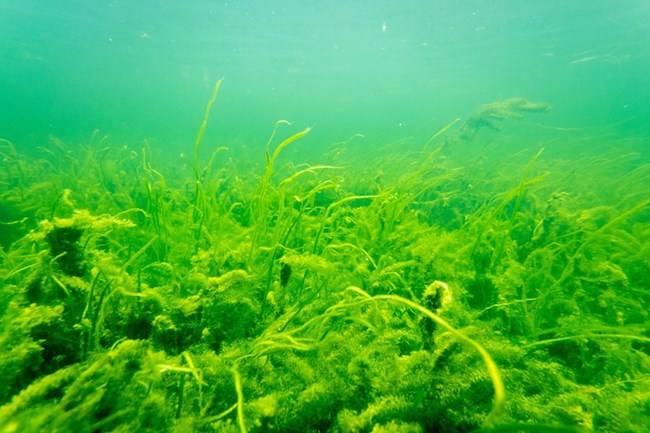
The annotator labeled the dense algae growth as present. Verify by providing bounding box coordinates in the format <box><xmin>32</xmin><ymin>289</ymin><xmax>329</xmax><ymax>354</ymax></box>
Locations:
<box><xmin>0</xmin><ymin>90</ymin><xmax>649</xmax><ymax>433</ymax></box>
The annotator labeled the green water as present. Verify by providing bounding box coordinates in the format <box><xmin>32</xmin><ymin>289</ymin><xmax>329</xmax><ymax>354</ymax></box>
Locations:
<box><xmin>1</xmin><ymin>1</ymin><xmax>649</xmax><ymax>432</ymax></box>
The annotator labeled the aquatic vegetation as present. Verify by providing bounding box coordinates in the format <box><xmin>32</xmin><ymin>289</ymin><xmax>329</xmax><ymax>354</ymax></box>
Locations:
<box><xmin>0</xmin><ymin>89</ymin><xmax>648</xmax><ymax>433</ymax></box>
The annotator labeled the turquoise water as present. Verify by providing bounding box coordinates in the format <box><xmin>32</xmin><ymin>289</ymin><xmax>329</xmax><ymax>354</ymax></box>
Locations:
<box><xmin>2</xmin><ymin>1</ymin><xmax>649</xmax><ymax>149</ymax></box>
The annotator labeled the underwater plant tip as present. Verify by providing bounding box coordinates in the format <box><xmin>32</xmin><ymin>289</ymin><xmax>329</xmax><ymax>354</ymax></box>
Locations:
<box><xmin>193</xmin><ymin>78</ymin><xmax>224</xmax><ymax>177</ymax></box>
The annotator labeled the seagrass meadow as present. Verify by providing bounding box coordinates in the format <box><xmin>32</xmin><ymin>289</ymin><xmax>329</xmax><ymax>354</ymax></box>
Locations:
<box><xmin>1</xmin><ymin>82</ymin><xmax>649</xmax><ymax>433</ymax></box>
<box><xmin>2</xmin><ymin>1</ymin><xmax>650</xmax><ymax>432</ymax></box>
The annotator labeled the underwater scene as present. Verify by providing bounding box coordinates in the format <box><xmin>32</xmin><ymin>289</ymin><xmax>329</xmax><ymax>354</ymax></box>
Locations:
<box><xmin>1</xmin><ymin>1</ymin><xmax>649</xmax><ymax>432</ymax></box>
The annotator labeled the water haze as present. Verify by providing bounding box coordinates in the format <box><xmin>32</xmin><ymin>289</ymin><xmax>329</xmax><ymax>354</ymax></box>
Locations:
<box><xmin>1</xmin><ymin>0</ymin><xmax>649</xmax><ymax>154</ymax></box>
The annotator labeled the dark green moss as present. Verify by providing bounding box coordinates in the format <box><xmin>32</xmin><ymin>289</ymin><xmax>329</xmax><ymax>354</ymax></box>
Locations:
<box><xmin>45</xmin><ymin>226</ymin><xmax>86</xmax><ymax>277</ymax></box>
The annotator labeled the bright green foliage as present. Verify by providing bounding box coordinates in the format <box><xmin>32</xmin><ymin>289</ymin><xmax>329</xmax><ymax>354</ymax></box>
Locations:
<box><xmin>0</xmin><ymin>96</ymin><xmax>649</xmax><ymax>433</ymax></box>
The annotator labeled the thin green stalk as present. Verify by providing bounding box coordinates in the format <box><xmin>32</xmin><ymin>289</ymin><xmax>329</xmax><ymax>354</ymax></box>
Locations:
<box><xmin>232</xmin><ymin>366</ymin><xmax>248</xmax><ymax>433</ymax></box>
<box><xmin>525</xmin><ymin>333</ymin><xmax>650</xmax><ymax>351</ymax></box>
<box><xmin>248</xmin><ymin>126</ymin><xmax>312</xmax><ymax>266</ymax></box>
<box><xmin>120</xmin><ymin>235</ymin><xmax>159</xmax><ymax>273</ymax></box>
<box><xmin>188</xmin><ymin>79</ymin><xmax>224</xmax><ymax>250</ymax></box>
<box><xmin>421</xmin><ymin>117</ymin><xmax>461</xmax><ymax>153</ymax></box>
<box><xmin>176</xmin><ymin>374</ymin><xmax>186</xmax><ymax>419</ymax></box>
<box><xmin>193</xmin><ymin>78</ymin><xmax>223</xmax><ymax>178</ymax></box>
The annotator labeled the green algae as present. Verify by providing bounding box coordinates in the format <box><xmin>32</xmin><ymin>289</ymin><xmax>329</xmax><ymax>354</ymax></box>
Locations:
<box><xmin>0</xmin><ymin>90</ymin><xmax>648</xmax><ymax>433</ymax></box>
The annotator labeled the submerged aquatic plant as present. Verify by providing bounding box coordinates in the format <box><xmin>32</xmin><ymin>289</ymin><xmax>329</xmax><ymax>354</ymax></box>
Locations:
<box><xmin>0</xmin><ymin>88</ymin><xmax>648</xmax><ymax>433</ymax></box>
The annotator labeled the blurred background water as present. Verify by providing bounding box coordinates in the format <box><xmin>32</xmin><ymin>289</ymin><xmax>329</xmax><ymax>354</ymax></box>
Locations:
<box><xmin>1</xmin><ymin>0</ymin><xmax>649</xmax><ymax>154</ymax></box>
